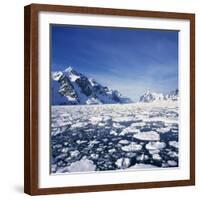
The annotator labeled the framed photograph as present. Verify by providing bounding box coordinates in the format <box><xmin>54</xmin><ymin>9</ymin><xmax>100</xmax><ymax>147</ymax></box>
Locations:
<box><xmin>24</xmin><ymin>4</ymin><xmax>195</xmax><ymax>195</ymax></box>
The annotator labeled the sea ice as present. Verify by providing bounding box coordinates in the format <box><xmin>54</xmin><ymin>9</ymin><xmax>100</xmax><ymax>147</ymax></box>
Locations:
<box><xmin>113</xmin><ymin>117</ymin><xmax>134</xmax><ymax>123</ymax></box>
<box><xmin>61</xmin><ymin>147</ymin><xmax>68</xmax><ymax>153</ymax></box>
<box><xmin>51</xmin><ymin>164</ymin><xmax>57</xmax><ymax>173</ymax></box>
<box><xmin>136</xmin><ymin>154</ymin><xmax>149</xmax><ymax>161</ymax></box>
<box><xmin>115</xmin><ymin>158</ymin><xmax>130</xmax><ymax>169</ymax></box>
<box><xmin>167</xmin><ymin>160</ymin><xmax>177</xmax><ymax>166</ymax></box>
<box><xmin>118</xmin><ymin>140</ymin><xmax>130</xmax><ymax>145</ymax></box>
<box><xmin>76</xmin><ymin>140</ymin><xmax>88</xmax><ymax>144</ymax></box>
<box><xmin>152</xmin><ymin>153</ymin><xmax>162</xmax><ymax>160</ymax></box>
<box><xmin>120</xmin><ymin>126</ymin><xmax>140</xmax><ymax>135</ymax></box>
<box><xmin>67</xmin><ymin>158</ymin><xmax>96</xmax><ymax>172</ymax></box>
<box><xmin>113</xmin><ymin>123</ymin><xmax>125</xmax><ymax>129</ymax></box>
<box><xmin>129</xmin><ymin>163</ymin><xmax>158</xmax><ymax>169</ymax></box>
<box><xmin>133</xmin><ymin>131</ymin><xmax>160</xmax><ymax>141</ymax></box>
<box><xmin>70</xmin><ymin>122</ymin><xmax>88</xmax><ymax>129</ymax></box>
<box><xmin>110</xmin><ymin>129</ymin><xmax>118</xmax><ymax>136</ymax></box>
<box><xmin>148</xmin><ymin>149</ymin><xmax>160</xmax><ymax>155</ymax></box>
<box><xmin>145</xmin><ymin>141</ymin><xmax>166</xmax><ymax>150</ymax></box>
<box><xmin>90</xmin><ymin>154</ymin><xmax>99</xmax><ymax>159</ymax></box>
<box><xmin>169</xmin><ymin>141</ymin><xmax>179</xmax><ymax>148</ymax></box>
<box><xmin>70</xmin><ymin>150</ymin><xmax>80</xmax><ymax>157</ymax></box>
<box><xmin>121</xmin><ymin>142</ymin><xmax>142</xmax><ymax>152</ymax></box>
<box><xmin>108</xmin><ymin>148</ymin><xmax>116</xmax><ymax>153</ymax></box>
<box><xmin>156</xmin><ymin>127</ymin><xmax>171</xmax><ymax>134</ymax></box>
<box><xmin>51</xmin><ymin>100</ymin><xmax>179</xmax><ymax>173</ymax></box>
<box><xmin>130</xmin><ymin>122</ymin><xmax>146</xmax><ymax>128</ymax></box>
<box><xmin>168</xmin><ymin>151</ymin><xmax>178</xmax><ymax>158</ymax></box>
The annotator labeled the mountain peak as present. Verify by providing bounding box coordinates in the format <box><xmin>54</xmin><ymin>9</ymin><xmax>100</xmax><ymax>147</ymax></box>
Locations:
<box><xmin>51</xmin><ymin>66</ymin><xmax>133</xmax><ymax>105</ymax></box>
<box><xmin>64</xmin><ymin>66</ymin><xmax>76</xmax><ymax>73</ymax></box>
<box><xmin>139</xmin><ymin>89</ymin><xmax>178</xmax><ymax>103</ymax></box>
<box><xmin>145</xmin><ymin>90</ymin><xmax>150</xmax><ymax>95</ymax></box>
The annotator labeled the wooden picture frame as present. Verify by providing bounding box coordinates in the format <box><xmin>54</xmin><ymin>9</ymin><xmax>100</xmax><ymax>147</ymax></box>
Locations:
<box><xmin>24</xmin><ymin>3</ymin><xmax>195</xmax><ymax>195</ymax></box>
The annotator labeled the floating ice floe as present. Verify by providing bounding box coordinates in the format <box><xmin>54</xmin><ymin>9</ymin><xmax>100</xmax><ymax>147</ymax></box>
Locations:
<box><xmin>98</xmin><ymin>122</ymin><xmax>106</xmax><ymax>127</ymax></box>
<box><xmin>70</xmin><ymin>150</ymin><xmax>80</xmax><ymax>157</ymax></box>
<box><xmin>167</xmin><ymin>160</ymin><xmax>177</xmax><ymax>166</ymax></box>
<box><xmin>133</xmin><ymin>131</ymin><xmax>160</xmax><ymax>141</ymax></box>
<box><xmin>143</xmin><ymin>117</ymin><xmax>177</xmax><ymax>124</ymax></box>
<box><xmin>61</xmin><ymin>147</ymin><xmax>68</xmax><ymax>153</ymax></box>
<box><xmin>145</xmin><ymin>141</ymin><xmax>166</xmax><ymax>150</ymax></box>
<box><xmin>96</xmin><ymin>147</ymin><xmax>103</xmax><ymax>152</ymax></box>
<box><xmin>102</xmin><ymin>116</ymin><xmax>112</xmax><ymax>122</ymax></box>
<box><xmin>171</xmin><ymin>129</ymin><xmax>178</xmax><ymax>133</ymax></box>
<box><xmin>84</xmin><ymin>128</ymin><xmax>96</xmax><ymax>132</ymax></box>
<box><xmin>51</xmin><ymin>119</ymin><xmax>72</xmax><ymax>128</ymax></box>
<box><xmin>129</xmin><ymin>163</ymin><xmax>158</xmax><ymax>169</ymax></box>
<box><xmin>169</xmin><ymin>141</ymin><xmax>179</xmax><ymax>148</ymax></box>
<box><xmin>126</xmin><ymin>152</ymin><xmax>137</xmax><ymax>158</ymax></box>
<box><xmin>89</xmin><ymin>116</ymin><xmax>102</xmax><ymax>123</ymax></box>
<box><xmin>76</xmin><ymin>140</ymin><xmax>88</xmax><ymax>144</ymax></box>
<box><xmin>55</xmin><ymin>153</ymin><xmax>66</xmax><ymax>161</ymax></box>
<box><xmin>113</xmin><ymin>117</ymin><xmax>134</xmax><ymax>123</ymax></box>
<box><xmin>51</xmin><ymin>128</ymin><xmax>65</xmax><ymax>136</ymax></box>
<box><xmin>90</xmin><ymin>154</ymin><xmax>99</xmax><ymax>159</ymax></box>
<box><xmin>156</xmin><ymin>127</ymin><xmax>171</xmax><ymax>134</ymax></box>
<box><xmin>66</xmin><ymin>158</ymin><xmax>96</xmax><ymax>172</ymax></box>
<box><xmin>136</xmin><ymin>154</ymin><xmax>149</xmax><ymax>161</ymax></box>
<box><xmin>112</xmin><ymin>123</ymin><xmax>125</xmax><ymax>129</ymax></box>
<box><xmin>70</xmin><ymin>122</ymin><xmax>88</xmax><ymax>129</ymax></box>
<box><xmin>108</xmin><ymin>148</ymin><xmax>116</xmax><ymax>153</ymax></box>
<box><xmin>120</xmin><ymin>126</ymin><xmax>140</xmax><ymax>135</ymax></box>
<box><xmin>110</xmin><ymin>129</ymin><xmax>118</xmax><ymax>136</ymax></box>
<box><xmin>130</xmin><ymin>122</ymin><xmax>146</xmax><ymax>128</ymax></box>
<box><xmin>168</xmin><ymin>151</ymin><xmax>178</xmax><ymax>158</ymax></box>
<box><xmin>51</xmin><ymin>124</ymin><xmax>71</xmax><ymax>136</ymax></box>
<box><xmin>118</xmin><ymin>140</ymin><xmax>130</xmax><ymax>145</ymax></box>
<box><xmin>88</xmin><ymin>140</ymin><xmax>100</xmax><ymax>146</ymax></box>
<box><xmin>51</xmin><ymin>164</ymin><xmax>57</xmax><ymax>173</ymax></box>
<box><xmin>152</xmin><ymin>153</ymin><xmax>162</xmax><ymax>160</ymax></box>
<box><xmin>148</xmin><ymin>149</ymin><xmax>160</xmax><ymax>155</ymax></box>
<box><xmin>115</xmin><ymin>157</ymin><xmax>130</xmax><ymax>169</ymax></box>
<box><xmin>53</xmin><ymin>144</ymin><xmax>62</xmax><ymax>149</ymax></box>
<box><xmin>121</xmin><ymin>142</ymin><xmax>142</xmax><ymax>152</ymax></box>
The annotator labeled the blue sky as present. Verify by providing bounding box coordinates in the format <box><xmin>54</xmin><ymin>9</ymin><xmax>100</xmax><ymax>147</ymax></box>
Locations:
<box><xmin>51</xmin><ymin>25</ymin><xmax>178</xmax><ymax>101</ymax></box>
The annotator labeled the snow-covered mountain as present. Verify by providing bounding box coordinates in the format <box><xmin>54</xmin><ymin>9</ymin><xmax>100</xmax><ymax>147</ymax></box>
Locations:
<box><xmin>139</xmin><ymin>91</ymin><xmax>165</xmax><ymax>103</ymax></box>
<box><xmin>139</xmin><ymin>89</ymin><xmax>179</xmax><ymax>103</ymax></box>
<box><xmin>165</xmin><ymin>89</ymin><xmax>179</xmax><ymax>101</ymax></box>
<box><xmin>51</xmin><ymin>66</ymin><xmax>133</xmax><ymax>105</ymax></box>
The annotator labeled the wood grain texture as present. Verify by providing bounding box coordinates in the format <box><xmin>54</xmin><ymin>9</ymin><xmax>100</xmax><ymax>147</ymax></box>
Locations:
<box><xmin>189</xmin><ymin>14</ymin><xmax>195</xmax><ymax>185</ymax></box>
<box><xmin>24</xmin><ymin>5</ymin><xmax>31</xmax><ymax>194</ymax></box>
<box><xmin>24</xmin><ymin>3</ymin><xmax>195</xmax><ymax>195</ymax></box>
<box><xmin>24</xmin><ymin>4</ymin><xmax>39</xmax><ymax>195</ymax></box>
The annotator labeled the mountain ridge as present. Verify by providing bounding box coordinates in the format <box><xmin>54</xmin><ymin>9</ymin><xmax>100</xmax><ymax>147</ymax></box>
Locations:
<box><xmin>139</xmin><ymin>89</ymin><xmax>178</xmax><ymax>103</ymax></box>
<box><xmin>51</xmin><ymin>66</ymin><xmax>133</xmax><ymax>105</ymax></box>
<box><xmin>51</xmin><ymin>66</ymin><xmax>178</xmax><ymax>105</ymax></box>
